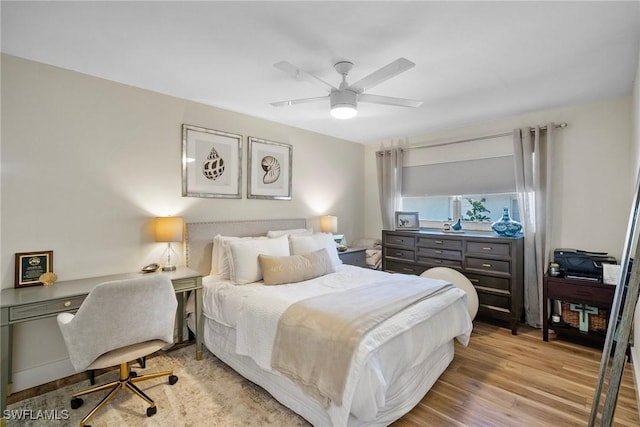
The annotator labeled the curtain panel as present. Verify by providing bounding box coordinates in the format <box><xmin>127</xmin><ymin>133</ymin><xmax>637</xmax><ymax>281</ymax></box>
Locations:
<box><xmin>376</xmin><ymin>148</ymin><xmax>404</xmax><ymax>230</ymax></box>
<box><xmin>513</xmin><ymin>124</ymin><xmax>554</xmax><ymax>327</ymax></box>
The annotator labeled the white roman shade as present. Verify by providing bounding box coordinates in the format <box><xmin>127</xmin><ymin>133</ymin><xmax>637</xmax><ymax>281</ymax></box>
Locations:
<box><xmin>401</xmin><ymin>134</ymin><xmax>516</xmax><ymax>197</ymax></box>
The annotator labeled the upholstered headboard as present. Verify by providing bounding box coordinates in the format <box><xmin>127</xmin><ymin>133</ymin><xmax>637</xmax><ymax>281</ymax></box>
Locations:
<box><xmin>185</xmin><ymin>218</ymin><xmax>308</xmax><ymax>276</ymax></box>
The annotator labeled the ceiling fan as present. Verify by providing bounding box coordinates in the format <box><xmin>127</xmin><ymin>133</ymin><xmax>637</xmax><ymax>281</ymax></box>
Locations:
<box><xmin>270</xmin><ymin>58</ymin><xmax>423</xmax><ymax>119</ymax></box>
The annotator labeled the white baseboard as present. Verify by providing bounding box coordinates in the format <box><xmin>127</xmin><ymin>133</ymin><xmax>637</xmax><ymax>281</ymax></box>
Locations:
<box><xmin>11</xmin><ymin>358</ymin><xmax>75</xmax><ymax>393</ymax></box>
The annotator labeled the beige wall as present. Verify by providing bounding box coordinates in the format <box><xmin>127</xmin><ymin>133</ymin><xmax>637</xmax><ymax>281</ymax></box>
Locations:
<box><xmin>365</xmin><ymin>96</ymin><xmax>634</xmax><ymax>261</ymax></box>
<box><xmin>1</xmin><ymin>54</ymin><xmax>364</xmax><ymax>390</ymax></box>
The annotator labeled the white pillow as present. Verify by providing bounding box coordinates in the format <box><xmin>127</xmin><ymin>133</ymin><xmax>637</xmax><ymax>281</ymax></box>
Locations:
<box><xmin>211</xmin><ymin>235</ymin><xmax>267</xmax><ymax>279</ymax></box>
<box><xmin>289</xmin><ymin>233</ymin><xmax>342</xmax><ymax>270</ymax></box>
<box><xmin>266</xmin><ymin>228</ymin><xmax>313</xmax><ymax>238</ymax></box>
<box><xmin>226</xmin><ymin>235</ymin><xmax>290</xmax><ymax>284</ymax></box>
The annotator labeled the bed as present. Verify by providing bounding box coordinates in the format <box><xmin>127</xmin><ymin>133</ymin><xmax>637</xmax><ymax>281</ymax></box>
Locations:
<box><xmin>185</xmin><ymin>219</ymin><xmax>472</xmax><ymax>427</ymax></box>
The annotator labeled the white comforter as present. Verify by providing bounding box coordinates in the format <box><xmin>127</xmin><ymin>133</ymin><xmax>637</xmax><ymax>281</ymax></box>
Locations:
<box><xmin>199</xmin><ymin>265</ymin><xmax>472</xmax><ymax>426</ymax></box>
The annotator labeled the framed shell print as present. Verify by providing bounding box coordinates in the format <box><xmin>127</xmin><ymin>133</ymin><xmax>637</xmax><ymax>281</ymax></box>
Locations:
<box><xmin>182</xmin><ymin>124</ymin><xmax>242</xmax><ymax>198</ymax></box>
<box><xmin>247</xmin><ymin>137</ymin><xmax>292</xmax><ymax>200</ymax></box>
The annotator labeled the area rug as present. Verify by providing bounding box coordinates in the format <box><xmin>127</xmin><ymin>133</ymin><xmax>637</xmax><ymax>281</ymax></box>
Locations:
<box><xmin>6</xmin><ymin>345</ymin><xmax>309</xmax><ymax>426</ymax></box>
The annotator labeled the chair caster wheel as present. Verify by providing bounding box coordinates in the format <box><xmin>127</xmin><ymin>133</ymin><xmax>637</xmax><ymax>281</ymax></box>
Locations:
<box><xmin>169</xmin><ymin>375</ymin><xmax>178</xmax><ymax>385</ymax></box>
<box><xmin>147</xmin><ymin>406</ymin><xmax>157</xmax><ymax>417</ymax></box>
<box><xmin>71</xmin><ymin>397</ymin><xmax>84</xmax><ymax>409</ymax></box>
<box><xmin>130</xmin><ymin>371</ymin><xmax>138</xmax><ymax>378</ymax></box>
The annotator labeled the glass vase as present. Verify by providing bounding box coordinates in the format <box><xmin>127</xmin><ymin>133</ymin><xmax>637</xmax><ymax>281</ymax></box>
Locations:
<box><xmin>491</xmin><ymin>207</ymin><xmax>522</xmax><ymax>237</ymax></box>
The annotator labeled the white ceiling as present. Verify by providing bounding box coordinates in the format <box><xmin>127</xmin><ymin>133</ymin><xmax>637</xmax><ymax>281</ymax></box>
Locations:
<box><xmin>2</xmin><ymin>1</ymin><xmax>640</xmax><ymax>144</ymax></box>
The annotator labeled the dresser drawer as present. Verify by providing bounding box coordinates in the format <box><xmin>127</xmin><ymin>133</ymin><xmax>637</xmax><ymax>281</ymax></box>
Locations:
<box><xmin>384</xmin><ymin>261</ymin><xmax>425</xmax><ymax>275</ymax></box>
<box><xmin>9</xmin><ymin>295</ymin><xmax>86</xmax><ymax>321</ymax></box>
<box><xmin>466</xmin><ymin>257</ymin><xmax>510</xmax><ymax>274</ymax></box>
<box><xmin>466</xmin><ymin>273</ymin><xmax>511</xmax><ymax>293</ymax></box>
<box><xmin>384</xmin><ymin>247</ymin><xmax>414</xmax><ymax>261</ymax></box>
<box><xmin>417</xmin><ymin>247</ymin><xmax>462</xmax><ymax>260</ymax></box>
<box><xmin>384</xmin><ymin>234</ymin><xmax>415</xmax><ymax>248</ymax></box>
<box><xmin>466</xmin><ymin>241</ymin><xmax>511</xmax><ymax>257</ymax></box>
<box><xmin>478</xmin><ymin>292</ymin><xmax>511</xmax><ymax>311</ymax></box>
<box><xmin>417</xmin><ymin>237</ymin><xmax>462</xmax><ymax>250</ymax></box>
<box><xmin>417</xmin><ymin>257</ymin><xmax>463</xmax><ymax>269</ymax></box>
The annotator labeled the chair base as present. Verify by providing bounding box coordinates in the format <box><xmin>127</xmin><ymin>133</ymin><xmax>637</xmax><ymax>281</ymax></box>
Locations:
<box><xmin>71</xmin><ymin>361</ymin><xmax>178</xmax><ymax>427</ymax></box>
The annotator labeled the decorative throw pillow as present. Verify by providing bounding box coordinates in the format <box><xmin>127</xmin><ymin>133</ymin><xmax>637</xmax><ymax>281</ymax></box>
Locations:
<box><xmin>289</xmin><ymin>233</ymin><xmax>342</xmax><ymax>269</ymax></box>
<box><xmin>259</xmin><ymin>249</ymin><xmax>335</xmax><ymax>286</ymax></box>
<box><xmin>226</xmin><ymin>235</ymin><xmax>290</xmax><ymax>284</ymax></box>
<box><xmin>212</xmin><ymin>235</ymin><xmax>268</xmax><ymax>279</ymax></box>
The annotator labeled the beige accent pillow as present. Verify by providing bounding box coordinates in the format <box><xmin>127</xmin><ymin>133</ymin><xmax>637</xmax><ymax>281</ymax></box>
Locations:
<box><xmin>259</xmin><ymin>249</ymin><xmax>336</xmax><ymax>286</ymax></box>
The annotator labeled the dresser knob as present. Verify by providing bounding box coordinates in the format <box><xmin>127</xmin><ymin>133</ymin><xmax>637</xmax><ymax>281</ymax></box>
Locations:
<box><xmin>482</xmin><ymin>263</ymin><xmax>492</xmax><ymax>268</ymax></box>
<box><xmin>435</xmin><ymin>240</ymin><xmax>443</xmax><ymax>244</ymax></box>
<box><xmin>482</xmin><ymin>247</ymin><xmax>492</xmax><ymax>251</ymax></box>
<box><xmin>64</xmin><ymin>301</ymin><xmax>71</xmax><ymax>307</ymax></box>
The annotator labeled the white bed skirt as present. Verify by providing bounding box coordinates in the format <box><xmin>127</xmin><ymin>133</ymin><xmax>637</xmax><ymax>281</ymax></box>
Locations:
<box><xmin>188</xmin><ymin>316</ymin><xmax>454</xmax><ymax>427</ymax></box>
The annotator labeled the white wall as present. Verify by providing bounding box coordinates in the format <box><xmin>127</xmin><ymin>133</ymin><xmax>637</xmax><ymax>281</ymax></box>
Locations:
<box><xmin>1</xmin><ymin>55</ymin><xmax>365</xmax><ymax>390</ymax></box>
<box><xmin>365</xmin><ymin>96</ymin><xmax>633</xmax><ymax>261</ymax></box>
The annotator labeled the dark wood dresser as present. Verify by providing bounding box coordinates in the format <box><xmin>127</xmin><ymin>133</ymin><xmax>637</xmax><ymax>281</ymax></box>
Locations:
<box><xmin>382</xmin><ymin>229</ymin><xmax>524</xmax><ymax>334</ymax></box>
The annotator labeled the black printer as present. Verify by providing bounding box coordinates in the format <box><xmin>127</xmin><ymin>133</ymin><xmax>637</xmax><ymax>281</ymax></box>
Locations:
<box><xmin>553</xmin><ymin>248</ymin><xmax>617</xmax><ymax>281</ymax></box>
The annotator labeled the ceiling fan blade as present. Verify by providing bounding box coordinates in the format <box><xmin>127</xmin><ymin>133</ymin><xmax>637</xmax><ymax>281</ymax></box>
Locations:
<box><xmin>358</xmin><ymin>93</ymin><xmax>423</xmax><ymax>108</ymax></box>
<box><xmin>348</xmin><ymin>58</ymin><xmax>416</xmax><ymax>93</ymax></box>
<box><xmin>270</xmin><ymin>96</ymin><xmax>328</xmax><ymax>107</ymax></box>
<box><xmin>274</xmin><ymin>61</ymin><xmax>336</xmax><ymax>93</ymax></box>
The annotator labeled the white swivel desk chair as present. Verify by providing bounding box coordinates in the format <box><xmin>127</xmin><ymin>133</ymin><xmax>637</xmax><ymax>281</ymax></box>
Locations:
<box><xmin>57</xmin><ymin>274</ymin><xmax>178</xmax><ymax>426</ymax></box>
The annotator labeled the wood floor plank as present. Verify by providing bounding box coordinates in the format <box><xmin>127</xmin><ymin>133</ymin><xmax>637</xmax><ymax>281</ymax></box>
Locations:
<box><xmin>393</xmin><ymin>321</ymin><xmax>639</xmax><ymax>426</ymax></box>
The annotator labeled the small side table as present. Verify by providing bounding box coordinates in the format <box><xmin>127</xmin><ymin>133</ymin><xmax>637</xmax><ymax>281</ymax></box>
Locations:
<box><xmin>338</xmin><ymin>247</ymin><xmax>367</xmax><ymax>268</ymax></box>
<box><xmin>543</xmin><ymin>273</ymin><xmax>615</xmax><ymax>346</ymax></box>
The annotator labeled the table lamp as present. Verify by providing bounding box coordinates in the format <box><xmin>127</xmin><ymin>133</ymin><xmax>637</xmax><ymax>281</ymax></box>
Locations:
<box><xmin>155</xmin><ymin>216</ymin><xmax>184</xmax><ymax>271</ymax></box>
<box><xmin>320</xmin><ymin>215</ymin><xmax>337</xmax><ymax>234</ymax></box>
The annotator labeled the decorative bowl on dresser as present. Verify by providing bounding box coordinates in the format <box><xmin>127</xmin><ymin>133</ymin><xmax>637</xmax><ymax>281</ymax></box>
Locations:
<box><xmin>382</xmin><ymin>229</ymin><xmax>524</xmax><ymax>334</ymax></box>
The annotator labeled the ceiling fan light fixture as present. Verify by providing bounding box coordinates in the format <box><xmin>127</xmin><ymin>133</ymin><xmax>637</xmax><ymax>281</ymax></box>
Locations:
<box><xmin>330</xmin><ymin>90</ymin><xmax>358</xmax><ymax>120</ymax></box>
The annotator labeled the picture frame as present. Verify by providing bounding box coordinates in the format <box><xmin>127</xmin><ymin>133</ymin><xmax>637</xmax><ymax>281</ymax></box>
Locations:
<box><xmin>182</xmin><ymin>124</ymin><xmax>242</xmax><ymax>198</ymax></box>
<box><xmin>395</xmin><ymin>211</ymin><xmax>420</xmax><ymax>230</ymax></box>
<box><xmin>247</xmin><ymin>137</ymin><xmax>292</xmax><ymax>200</ymax></box>
<box><xmin>15</xmin><ymin>250</ymin><xmax>53</xmax><ymax>288</ymax></box>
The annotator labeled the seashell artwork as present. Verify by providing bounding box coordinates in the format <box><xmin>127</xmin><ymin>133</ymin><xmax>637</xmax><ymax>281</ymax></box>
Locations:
<box><xmin>202</xmin><ymin>147</ymin><xmax>225</xmax><ymax>180</ymax></box>
<box><xmin>261</xmin><ymin>155</ymin><xmax>281</xmax><ymax>184</ymax></box>
<box><xmin>39</xmin><ymin>272</ymin><xmax>58</xmax><ymax>286</ymax></box>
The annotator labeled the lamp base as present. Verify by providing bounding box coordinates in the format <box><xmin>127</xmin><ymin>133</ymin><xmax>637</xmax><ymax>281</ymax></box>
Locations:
<box><xmin>162</xmin><ymin>266</ymin><xmax>177</xmax><ymax>272</ymax></box>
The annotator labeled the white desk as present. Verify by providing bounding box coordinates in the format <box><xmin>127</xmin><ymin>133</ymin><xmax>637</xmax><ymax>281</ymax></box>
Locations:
<box><xmin>0</xmin><ymin>267</ymin><xmax>203</xmax><ymax>417</ymax></box>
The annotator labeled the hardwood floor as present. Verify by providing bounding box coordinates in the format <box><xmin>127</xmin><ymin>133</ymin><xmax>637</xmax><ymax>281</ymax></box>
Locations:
<box><xmin>394</xmin><ymin>321</ymin><xmax>639</xmax><ymax>427</ymax></box>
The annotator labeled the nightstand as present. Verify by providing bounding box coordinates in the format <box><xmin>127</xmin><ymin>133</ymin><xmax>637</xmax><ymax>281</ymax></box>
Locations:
<box><xmin>543</xmin><ymin>273</ymin><xmax>615</xmax><ymax>346</ymax></box>
<box><xmin>339</xmin><ymin>247</ymin><xmax>367</xmax><ymax>267</ymax></box>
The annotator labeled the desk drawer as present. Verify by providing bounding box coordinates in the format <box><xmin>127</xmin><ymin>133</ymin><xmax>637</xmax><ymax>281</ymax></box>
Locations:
<box><xmin>9</xmin><ymin>295</ymin><xmax>86</xmax><ymax>321</ymax></box>
<box><xmin>547</xmin><ymin>282</ymin><xmax>614</xmax><ymax>306</ymax></box>
<box><xmin>172</xmin><ymin>278</ymin><xmax>199</xmax><ymax>292</ymax></box>
<box><xmin>466</xmin><ymin>257</ymin><xmax>510</xmax><ymax>274</ymax></box>
<box><xmin>466</xmin><ymin>241</ymin><xmax>511</xmax><ymax>257</ymax></box>
<box><xmin>418</xmin><ymin>237</ymin><xmax>462</xmax><ymax>250</ymax></box>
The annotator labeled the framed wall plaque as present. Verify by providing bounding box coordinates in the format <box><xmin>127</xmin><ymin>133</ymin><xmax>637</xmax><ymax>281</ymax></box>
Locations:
<box><xmin>15</xmin><ymin>250</ymin><xmax>53</xmax><ymax>288</ymax></box>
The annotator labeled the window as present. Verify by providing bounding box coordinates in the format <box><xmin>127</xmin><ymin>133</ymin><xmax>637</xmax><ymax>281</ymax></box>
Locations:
<box><xmin>401</xmin><ymin>193</ymin><xmax>520</xmax><ymax>224</ymax></box>
<box><xmin>400</xmin><ymin>134</ymin><xmax>519</xmax><ymax>227</ymax></box>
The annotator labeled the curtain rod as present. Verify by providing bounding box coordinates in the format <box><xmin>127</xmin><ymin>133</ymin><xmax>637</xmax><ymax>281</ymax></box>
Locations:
<box><xmin>377</xmin><ymin>122</ymin><xmax>568</xmax><ymax>154</ymax></box>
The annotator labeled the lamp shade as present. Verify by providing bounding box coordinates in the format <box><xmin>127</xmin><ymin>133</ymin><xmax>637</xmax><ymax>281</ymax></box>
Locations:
<box><xmin>154</xmin><ymin>217</ymin><xmax>184</xmax><ymax>242</ymax></box>
<box><xmin>320</xmin><ymin>215</ymin><xmax>338</xmax><ymax>233</ymax></box>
